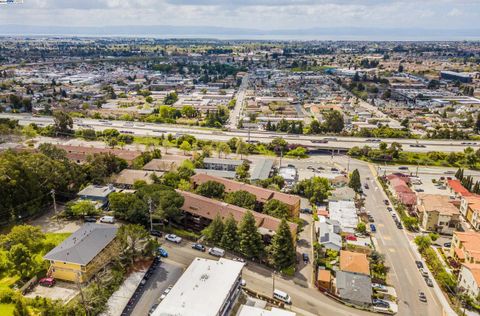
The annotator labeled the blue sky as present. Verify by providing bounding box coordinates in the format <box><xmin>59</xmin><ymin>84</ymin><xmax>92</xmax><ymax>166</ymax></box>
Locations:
<box><xmin>0</xmin><ymin>0</ymin><xmax>478</xmax><ymax>30</ymax></box>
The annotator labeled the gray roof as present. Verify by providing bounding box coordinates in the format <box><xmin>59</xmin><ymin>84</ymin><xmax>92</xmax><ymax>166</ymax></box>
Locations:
<box><xmin>318</xmin><ymin>222</ymin><xmax>342</xmax><ymax>250</ymax></box>
<box><xmin>203</xmin><ymin>158</ymin><xmax>243</xmax><ymax>166</ymax></box>
<box><xmin>336</xmin><ymin>271</ymin><xmax>372</xmax><ymax>305</ymax></box>
<box><xmin>43</xmin><ymin>223</ymin><xmax>118</xmax><ymax>265</ymax></box>
<box><xmin>194</xmin><ymin>169</ymin><xmax>236</xmax><ymax>179</ymax></box>
<box><xmin>78</xmin><ymin>185</ymin><xmax>115</xmax><ymax>198</ymax></box>
<box><xmin>250</xmin><ymin>159</ymin><xmax>274</xmax><ymax>180</ymax></box>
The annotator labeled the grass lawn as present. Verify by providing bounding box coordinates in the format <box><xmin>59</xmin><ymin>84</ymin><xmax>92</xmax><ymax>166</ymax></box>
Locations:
<box><xmin>44</xmin><ymin>232</ymin><xmax>71</xmax><ymax>247</ymax></box>
<box><xmin>0</xmin><ymin>275</ymin><xmax>19</xmax><ymax>291</ymax></box>
<box><xmin>0</xmin><ymin>303</ymin><xmax>15</xmax><ymax>316</ymax></box>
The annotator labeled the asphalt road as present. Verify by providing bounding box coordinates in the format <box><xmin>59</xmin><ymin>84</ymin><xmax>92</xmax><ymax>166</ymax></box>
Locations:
<box><xmin>227</xmin><ymin>74</ymin><xmax>248</xmax><ymax>129</ymax></box>
<box><xmin>1</xmin><ymin>112</ymin><xmax>477</xmax><ymax>153</ymax></box>
<box><xmin>332</xmin><ymin>156</ymin><xmax>443</xmax><ymax>316</ymax></box>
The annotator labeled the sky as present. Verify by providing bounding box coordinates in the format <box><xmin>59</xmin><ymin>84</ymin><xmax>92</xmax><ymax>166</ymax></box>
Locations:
<box><xmin>0</xmin><ymin>0</ymin><xmax>479</xmax><ymax>31</ymax></box>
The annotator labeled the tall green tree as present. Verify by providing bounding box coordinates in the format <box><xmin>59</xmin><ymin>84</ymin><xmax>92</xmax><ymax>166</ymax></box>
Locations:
<box><xmin>225</xmin><ymin>190</ymin><xmax>257</xmax><ymax>210</ymax></box>
<box><xmin>8</xmin><ymin>244</ymin><xmax>34</xmax><ymax>280</ymax></box>
<box><xmin>220</xmin><ymin>214</ymin><xmax>239</xmax><ymax>251</ymax></box>
<box><xmin>322</xmin><ymin>110</ymin><xmax>344</xmax><ymax>133</ymax></box>
<box><xmin>349</xmin><ymin>169</ymin><xmax>362</xmax><ymax>193</ymax></box>
<box><xmin>263</xmin><ymin>199</ymin><xmax>290</xmax><ymax>219</ymax></box>
<box><xmin>268</xmin><ymin>219</ymin><xmax>296</xmax><ymax>270</ymax></box>
<box><xmin>235</xmin><ymin>161</ymin><xmax>250</xmax><ymax>183</ymax></box>
<box><xmin>117</xmin><ymin>224</ymin><xmax>150</xmax><ymax>264</ymax></box>
<box><xmin>53</xmin><ymin>110</ymin><xmax>73</xmax><ymax>135</ymax></box>
<box><xmin>238</xmin><ymin>211</ymin><xmax>264</xmax><ymax>259</ymax></box>
<box><xmin>195</xmin><ymin>181</ymin><xmax>225</xmax><ymax>199</ymax></box>
<box><xmin>202</xmin><ymin>214</ymin><xmax>224</xmax><ymax>245</ymax></box>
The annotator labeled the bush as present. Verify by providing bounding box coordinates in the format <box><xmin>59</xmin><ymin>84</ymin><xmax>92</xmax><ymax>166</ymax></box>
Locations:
<box><xmin>281</xmin><ymin>266</ymin><xmax>295</xmax><ymax>276</ymax></box>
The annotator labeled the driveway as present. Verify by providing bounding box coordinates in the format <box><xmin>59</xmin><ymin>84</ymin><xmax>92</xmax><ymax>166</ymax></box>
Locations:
<box><xmin>295</xmin><ymin>212</ymin><xmax>314</xmax><ymax>288</ymax></box>
<box><xmin>124</xmin><ymin>260</ymin><xmax>183</xmax><ymax>316</ymax></box>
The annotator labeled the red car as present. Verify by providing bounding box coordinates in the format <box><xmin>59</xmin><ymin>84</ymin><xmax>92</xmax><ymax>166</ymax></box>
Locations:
<box><xmin>39</xmin><ymin>277</ymin><xmax>56</xmax><ymax>287</ymax></box>
<box><xmin>345</xmin><ymin>234</ymin><xmax>357</xmax><ymax>241</ymax></box>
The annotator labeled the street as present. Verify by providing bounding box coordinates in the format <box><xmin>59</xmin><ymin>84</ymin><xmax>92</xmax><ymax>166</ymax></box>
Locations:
<box><xmin>227</xmin><ymin>74</ymin><xmax>249</xmax><ymax>129</ymax></box>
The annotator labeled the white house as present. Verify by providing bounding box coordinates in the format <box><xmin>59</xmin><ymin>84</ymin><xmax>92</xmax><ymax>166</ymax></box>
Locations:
<box><xmin>458</xmin><ymin>263</ymin><xmax>480</xmax><ymax>298</ymax></box>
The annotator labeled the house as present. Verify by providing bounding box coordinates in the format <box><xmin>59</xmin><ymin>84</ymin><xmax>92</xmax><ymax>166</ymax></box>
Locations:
<box><xmin>317</xmin><ymin>221</ymin><xmax>342</xmax><ymax>251</ymax></box>
<box><xmin>460</xmin><ymin>195</ymin><xmax>480</xmax><ymax>230</ymax></box>
<box><xmin>335</xmin><ymin>271</ymin><xmax>372</xmax><ymax>307</ymax></box>
<box><xmin>142</xmin><ymin>155</ymin><xmax>188</xmax><ymax>172</ymax></box>
<box><xmin>113</xmin><ymin>169</ymin><xmax>161</xmax><ymax>188</ymax></box>
<box><xmin>191</xmin><ymin>174</ymin><xmax>301</xmax><ymax>217</ymax></box>
<box><xmin>56</xmin><ymin>145</ymin><xmax>141</xmax><ymax>165</ymax></box>
<box><xmin>447</xmin><ymin>179</ymin><xmax>472</xmax><ymax>199</ymax></box>
<box><xmin>329</xmin><ymin>187</ymin><xmax>356</xmax><ymax>202</ymax></box>
<box><xmin>194</xmin><ymin>169</ymin><xmax>236</xmax><ymax>179</ymax></box>
<box><xmin>339</xmin><ymin>250</ymin><xmax>370</xmax><ymax>275</ymax></box>
<box><xmin>202</xmin><ymin>157</ymin><xmax>243</xmax><ymax>172</ymax></box>
<box><xmin>416</xmin><ymin>194</ymin><xmax>460</xmax><ymax>235</ymax></box>
<box><xmin>450</xmin><ymin>231</ymin><xmax>480</xmax><ymax>264</ymax></box>
<box><xmin>317</xmin><ymin>269</ymin><xmax>332</xmax><ymax>292</ymax></box>
<box><xmin>152</xmin><ymin>258</ymin><xmax>244</xmax><ymax>316</ymax></box>
<box><xmin>328</xmin><ymin>200</ymin><xmax>358</xmax><ymax>233</ymax></box>
<box><xmin>386</xmin><ymin>175</ymin><xmax>416</xmax><ymax>210</ymax></box>
<box><xmin>330</xmin><ymin>175</ymin><xmax>349</xmax><ymax>188</ymax></box>
<box><xmin>177</xmin><ymin>190</ymin><xmax>297</xmax><ymax>244</ymax></box>
<box><xmin>250</xmin><ymin>158</ymin><xmax>274</xmax><ymax>181</ymax></box>
<box><xmin>43</xmin><ymin>224</ymin><xmax>120</xmax><ymax>283</ymax></box>
<box><xmin>458</xmin><ymin>264</ymin><xmax>480</xmax><ymax>298</ymax></box>
<box><xmin>77</xmin><ymin>184</ymin><xmax>115</xmax><ymax>207</ymax></box>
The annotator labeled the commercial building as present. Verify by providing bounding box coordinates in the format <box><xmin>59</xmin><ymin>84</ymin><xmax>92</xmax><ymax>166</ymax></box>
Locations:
<box><xmin>77</xmin><ymin>184</ymin><xmax>115</xmax><ymax>207</ymax></box>
<box><xmin>440</xmin><ymin>71</ymin><xmax>472</xmax><ymax>83</ymax></box>
<box><xmin>177</xmin><ymin>190</ymin><xmax>297</xmax><ymax>244</ymax></box>
<box><xmin>328</xmin><ymin>200</ymin><xmax>358</xmax><ymax>233</ymax></box>
<box><xmin>458</xmin><ymin>264</ymin><xmax>480</xmax><ymax>298</ymax></box>
<box><xmin>191</xmin><ymin>174</ymin><xmax>301</xmax><ymax>217</ymax></box>
<box><xmin>43</xmin><ymin>223</ymin><xmax>120</xmax><ymax>283</ymax></box>
<box><xmin>416</xmin><ymin>194</ymin><xmax>460</xmax><ymax>235</ymax></box>
<box><xmin>152</xmin><ymin>258</ymin><xmax>244</xmax><ymax>316</ymax></box>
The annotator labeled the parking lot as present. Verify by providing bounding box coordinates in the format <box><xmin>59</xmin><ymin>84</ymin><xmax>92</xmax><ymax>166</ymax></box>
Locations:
<box><xmin>25</xmin><ymin>280</ymin><xmax>78</xmax><ymax>302</ymax></box>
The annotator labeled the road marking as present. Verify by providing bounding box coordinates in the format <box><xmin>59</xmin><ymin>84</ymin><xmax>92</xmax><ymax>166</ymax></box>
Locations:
<box><xmin>383</xmin><ymin>236</ymin><xmax>392</xmax><ymax>241</ymax></box>
<box><xmin>404</xmin><ymin>268</ymin><xmax>414</xmax><ymax>286</ymax></box>
<box><xmin>389</xmin><ymin>248</ymin><xmax>396</xmax><ymax>253</ymax></box>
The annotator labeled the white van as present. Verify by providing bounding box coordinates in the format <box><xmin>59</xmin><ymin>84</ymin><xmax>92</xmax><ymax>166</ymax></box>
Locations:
<box><xmin>208</xmin><ymin>247</ymin><xmax>225</xmax><ymax>257</ymax></box>
<box><xmin>273</xmin><ymin>289</ymin><xmax>292</xmax><ymax>305</ymax></box>
<box><xmin>99</xmin><ymin>216</ymin><xmax>115</xmax><ymax>224</ymax></box>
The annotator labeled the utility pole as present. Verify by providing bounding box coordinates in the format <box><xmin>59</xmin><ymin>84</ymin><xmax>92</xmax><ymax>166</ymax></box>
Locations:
<box><xmin>247</xmin><ymin>128</ymin><xmax>251</xmax><ymax>143</ymax></box>
<box><xmin>51</xmin><ymin>189</ymin><xmax>58</xmax><ymax>222</ymax></box>
<box><xmin>148</xmin><ymin>198</ymin><xmax>153</xmax><ymax>232</ymax></box>
<box><xmin>272</xmin><ymin>270</ymin><xmax>276</xmax><ymax>295</ymax></box>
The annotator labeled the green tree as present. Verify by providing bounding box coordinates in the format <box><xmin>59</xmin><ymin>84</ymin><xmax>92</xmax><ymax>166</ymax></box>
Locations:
<box><xmin>235</xmin><ymin>161</ymin><xmax>250</xmax><ymax>183</ymax></box>
<box><xmin>181</xmin><ymin>105</ymin><xmax>197</xmax><ymax>118</ymax></box>
<box><xmin>356</xmin><ymin>222</ymin><xmax>367</xmax><ymax>234</ymax></box>
<box><xmin>216</xmin><ymin>142</ymin><xmax>231</xmax><ymax>158</ymax></box>
<box><xmin>322</xmin><ymin>110</ymin><xmax>344</xmax><ymax>133</ymax></box>
<box><xmin>203</xmin><ymin>214</ymin><xmax>224</xmax><ymax>245</ymax></box>
<box><xmin>65</xmin><ymin>200</ymin><xmax>99</xmax><ymax>218</ymax></box>
<box><xmin>236</xmin><ymin>138</ymin><xmax>249</xmax><ymax>159</ymax></box>
<box><xmin>0</xmin><ymin>225</ymin><xmax>45</xmax><ymax>253</ymax></box>
<box><xmin>117</xmin><ymin>224</ymin><xmax>150</xmax><ymax>264</ymax></box>
<box><xmin>164</xmin><ymin>92</ymin><xmax>178</xmax><ymax>105</ymax></box>
<box><xmin>292</xmin><ymin>176</ymin><xmax>331</xmax><ymax>205</ymax></box>
<box><xmin>7</xmin><ymin>244</ymin><xmax>34</xmax><ymax>280</ymax></box>
<box><xmin>179</xmin><ymin>140</ymin><xmax>192</xmax><ymax>155</ymax></box>
<box><xmin>414</xmin><ymin>235</ymin><xmax>432</xmax><ymax>252</ymax></box>
<box><xmin>154</xmin><ymin>188</ymin><xmax>185</xmax><ymax>224</ymax></box>
<box><xmin>475</xmin><ymin>113</ymin><xmax>480</xmax><ymax>134</ymax></box>
<box><xmin>349</xmin><ymin>169</ymin><xmax>362</xmax><ymax>193</ymax></box>
<box><xmin>195</xmin><ymin>181</ymin><xmax>225</xmax><ymax>199</ymax></box>
<box><xmin>225</xmin><ymin>190</ymin><xmax>256</xmax><ymax>210</ymax></box>
<box><xmin>162</xmin><ymin>139</ymin><xmax>174</xmax><ymax>154</ymax></box>
<box><xmin>238</xmin><ymin>211</ymin><xmax>264</xmax><ymax>259</ymax></box>
<box><xmin>263</xmin><ymin>199</ymin><xmax>290</xmax><ymax>219</ymax></box>
<box><xmin>53</xmin><ymin>110</ymin><xmax>73</xmax><ymax>135</ymax></box>
<box><xmin>268</xmin><ymin>218</ymin><xmax>296</xmax><ymax>270</ymax></box>
<box><xmin>220</xmin><ymin>214</ymin><xmax>239</xmax><ymax>250</ymax></box>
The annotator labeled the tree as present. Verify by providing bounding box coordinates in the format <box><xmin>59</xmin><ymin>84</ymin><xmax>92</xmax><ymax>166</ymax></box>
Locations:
<box><xmin>202</xmin><ymin>214</ymin><xmax>224</xmax><ymax>245</ymax></box>
<box><xmin>225</xmin><ymin>190</ymin><xmax>257</xmax><ymax>210</ymax></box>
<box><xmin>398</xmin><ymin>64</ymin><xmax>404</xmax><ymax>73</ymax></box>
<box><xmin>216</xmin><ymin>142</ymin><xmax>231</xmax><ymax>158</ymax></box>
<box><xmin>238</xmin><ymin>211</ymin><xmax>264</xmax><ymax>259</ymax></box>
<box><xmin>268</xmin><ymin>218</ymin><xmax>296</xmax><ymax>270</ymax></box>
<box><xmin>195</xmin><ymin>181</ymin><xmax>225</xmax><ymax>199</ymax></box>
<box><xmin>292</xmin><ymin>177</ymin><xmax>331</xmax><ymax>205</ymax></box>
<box><xmin>263</xmin><ymin>199</ymin><xmax>290</xmax><ymax>219</ymax></box>
<box><xmin>164</xmin><ymin>92</ymin><xmax>178</xmax><ymax>105</ymax></box>
<box><xmin>53</xmin><ymin>110</ymin><xmax>73</xmax><ymax>135</ymax></box>
<box><xmin>455</xmin><ymin>168</ymin><xmax>464</xmax><ymax>181</ymax></box>
<box><xmin>117</xmin><ymin>224</ymin><xmax>149</xmax><ymax>264</ymax></box>
<box><xmin>154</xmin><ymin>188</ymin><xmax>185</xmax><ymax>224</ymax></box>
<box><xmin>322</xmin><ymin>110</ymin><xmax>344</xmax><ymax>133</ymax></box>
<box><xmin>179</xmin><ymin>140</ymin><xmax>192</xmax><ymax>155</ymax></box>
<box><xmin>349</xmin><ymin>169</ymin><xmax>362</xmax><ymax>193</ymax></box>
<box><xmin>220</xmin><ymin>214</ymin><xmax>239</xmax><ymax>250</ymax></box>
<box><xmin>356</xmin><ymin>222</ymin><xmax>367</xmax><ymax>234</ymax></box>
<box><xmin>236</xmin><ymin>138</ymin><xmax>249</xmax><ymax>159</ymax></box>
<box><xmin>235</xmin><ymin>161</ymin><xmax>250</xmax><ymax>182</ymax></box>
<box><xmin>475</xmin><ymin>113</ymin><xmax>480</xmax><ymax>134</ymax></box>
<box><xmin>414</xmin><ymin>235</ymin><xmax>432</xmax><ymax>252</ymax></box>
<box><xmin>162</xmin><ymin>139</ymin><xmax>173</xmax><ymax>154</ymax></box>
<box><xmin>65</xmin><ymin>200</ymin><xmax>99</xmax><ymax>218</ymax></box>
<box><xmin>8</xmin><ymin>244</ymin><xmax>34</xmax><ymax>280</ymax></box>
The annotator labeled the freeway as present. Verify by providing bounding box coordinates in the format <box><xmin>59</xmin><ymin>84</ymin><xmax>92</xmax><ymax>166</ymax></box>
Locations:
<box><xmin>1</xmin><ymin>113</ymin><xmax>477</xmax><ymax>153</ymax></box>
<box><xmin>227</xmin><ymin>74</ymin><xmax>249</xmax><ymax>129</ymax></box>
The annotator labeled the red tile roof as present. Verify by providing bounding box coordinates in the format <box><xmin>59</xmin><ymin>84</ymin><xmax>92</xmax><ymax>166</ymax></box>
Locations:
<box><xmin>447</xmin><ymin>179</ymin><xmax>472</xmax><ymax>197</ymax></box>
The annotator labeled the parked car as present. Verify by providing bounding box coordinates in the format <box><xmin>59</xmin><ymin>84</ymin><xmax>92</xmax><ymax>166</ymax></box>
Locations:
<box><xmin>160</xmin><ymin>285</ymin><xmax>173</xmax><ymax>300</ymax></box>
<box><xmin>396</xmin><ymin>222</ymin><xmax>403</xmax><ymax>229</ymax></box>
<box><xmin>99</xmin><ymin>216</ymin><xmax>115</xmax><ymax>224</ymax></box>
<box><xmin>398</xmin><ymin>166</ymin><xmax>409</xmax><ymax>170</ymax></box>
<box><xmin>387</xmin><ymin>207</ymin><xmax>393</xmax><ymax>212</ymax></box>
<box><xmin>370</xmin><ymin>224</ymin><xmax>376</xmax><ymax>233</ymax></box>
<box><xmin>372</xmin><ymin>283</ymin><xmax>388</xmax><ymax>292</ymax></box>
<box><xmin>273</xmin><ymin>289</ymin><xmax>292</xmax><ymax>305</ymax></box>
<box><xmin>165</xmin><ymin>234</ymin><xmax>182</xmax><ymax>243</ymax></box>
<box><xmin>345</xmin><ymin>234</ymin><xmax>357</xmax><ymax>241</ymax></box>
<box><xmin>419</xmin><ymin>292</ymin><xmax>427</xmax><ymax>302</ymax></box>
<box><xmin>209</xmin><ymin>247</ymin><xmax>225</xmax><ymax>257</ymax></box>
<box><xmin>415</xmin><ymin>260</ymin><xmax>424</xmax><ymax>269</ymax></box>
<box><xmin>425</xmin><ymin>277</ymin><xmax>434</xmax><ymax>287</ymax></box>
<box><xmin>157</xmin><ymin>247</ymin><xmax>168</xmax><ymax>258</ymax></box>
<box><xmin>307</xmin><ymin>166</ymin><xmax>315</xmax><ymax>171</ymax></box>
<box><xmin>148</xmin><ymin>304</ymin><xmax>159</xmax><ymax>316</ymax></box>
<box><xmin>444</xmin><ymin>242</ymin><xmax>451</xmax><ymax>248</ymax></box>
<box><xmin>373</xmin><ymin>299</ymin><xmax>390</xmax><ymax>308</ymax></box>
<box><xmin>302</xmin><ymin>253</ymin><xmax>309</xmax><ymax>263</ymax></box>
<box><xmin>39</xmin><ymin>277</ymin><xmax>56</xmax><ymax>287</ymax></box>
<box><xmin>419</xmin><ymin>268</ymin><xmax>429</xmax><ymax>278</ymax></box>
<box><xmin>233</xmin><ymin>257</ymin><xmax>246</xmax><ymax>263</ymax></box>
<box><xmin>192</xmin><ymin>243</ymin><xmax>206</xmax><ymax>252</ymax></box>
<box><xmin>240</xmin><ymin>279</ymin><xmax>247</xmax><ymax>287</ymax></box>
<box><xmin>383</xmin><ymin>200</ymin><xmax>389</xmax><ymax>205</ymax></box>
<box><xmin>364</xmin><ymin>183</ymin><xmax>369</xmax><ymax>190</ymax></box>
<box><xmin>84</xmin><ymin>216</ymin><xmax>97</xmax><ymax>223</ymax></box>
<box><xmin>150</xmin><ymin>230</ymin><xmax>162</xmax><ymax>237</ymax></box>
<box><xmin>300</xmin><ymin>208</ymin><xmax>312</xmax><ymax>214</ymax></box>
<box><xmin>368</xmin><ymin>215</ymin><xmax>375</xmax><ymax>222</ymax></box>
<box><xmin>317</xmin><ymin>167</ymin><xmax>325</xmax><ymax>171</ymax></box>
<box><xmin>414</xmin><ymin>188</ymin><xmax>424</xmax><ymax>192</ymax></box>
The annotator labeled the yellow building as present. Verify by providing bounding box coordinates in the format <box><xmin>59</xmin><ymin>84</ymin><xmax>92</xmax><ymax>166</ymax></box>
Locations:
<box><xmin>43</xmin><ymin>223</ymin><xmax>120</xmax><ymax>283</ymax></box>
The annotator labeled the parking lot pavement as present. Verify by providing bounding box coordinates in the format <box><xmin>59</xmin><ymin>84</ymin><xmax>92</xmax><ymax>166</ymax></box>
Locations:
<box><xmin>25</xmin><ymin>281</ymin><xmax>78</xmax><ymax>302</ymax></box>
<box><xmin>124</xmin><ymin>260</ymin><xmax>183</xmax><ymax>316</ymax></box>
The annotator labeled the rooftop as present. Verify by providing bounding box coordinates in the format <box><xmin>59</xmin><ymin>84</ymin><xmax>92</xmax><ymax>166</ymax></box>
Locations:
<box><xmin>339</xmin><ymin>250</ymin><xmax>370</xmax><ymax>275</ymax></box>
<box><xmin>152</xmin><ymin>258</ymin><xmax>244</xmax><ymax>316</ymax></box>
<box><xmin>336</xmin><ymin>271</ymin><xmax>372</xmax><ymax>305</ymax></box>
<box><xmin>250</xmin><ymin>158</ymin><xmax>274</xmax><ymax>181</ymax></box>
<box><xmin>417</xmin><ymin>194</ymin><xmax>460</xmax><ymax>216</ymax></box>
<box><xmin>78</xmin><ymin>185</ymin><xmax>115</xmax><ymax>198</ymax></box>
<box><xmin>447</xmin><ymin>179</ymin><xmax>472</xmax><ymax>197</ymax></box>
<box><xmin>43</xmin><ymin>223</ymin><xmax>118</xmax><ymax>265</ymax></box>
<box><xmin>113</xmin><ymin>169</ymin><xmax>161</xmax><ymax>186</ymax></box>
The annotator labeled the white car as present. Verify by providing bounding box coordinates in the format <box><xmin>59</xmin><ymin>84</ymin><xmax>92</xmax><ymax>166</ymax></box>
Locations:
<box><xmin>165</xmin><ymin>234</ymin><xmax>182</xmax><ymax>243</ymax></box>
<box><xmin>160</xmin><ymin>285</ymin><xmax>173</xmax><ymax>300</ymax></box>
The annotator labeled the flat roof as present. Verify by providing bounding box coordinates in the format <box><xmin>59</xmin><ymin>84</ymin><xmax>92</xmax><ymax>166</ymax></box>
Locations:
<box><xmin>78</xmin><ymin>185</ymin><xmax>115</xmax><ymax>198</ymax></box>
<box><xmin>250</xmin><ymin>159</ymin><xmax>274</xmax><ymax>181</ymax></box>
<box><xmin>203</xmin><ymin>157</ymin><xmax>243</xmax><ymax>165</ymax></box>
<box><xmin>237</xmin><ymin>305</ymin><xmax>296</xmax><ymax>316</ymax></box>
<box><xmin>152</xmin><ymin>258</ymin><xmax>244</xmax><ymax>316</ymax></box>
